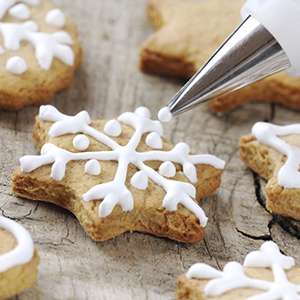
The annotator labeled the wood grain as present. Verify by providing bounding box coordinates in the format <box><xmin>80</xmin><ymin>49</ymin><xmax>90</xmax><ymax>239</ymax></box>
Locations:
<box><xmin>0</xmin><ymin>1</ymin><xmax>299</xmax><ymax>299</ymax></box>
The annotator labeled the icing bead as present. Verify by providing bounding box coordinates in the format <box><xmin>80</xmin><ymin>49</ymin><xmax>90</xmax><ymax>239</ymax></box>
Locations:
<box><xmin>159</xmin><ymin>161</ymin><xmax>176</xmax><ymax>178</ymax></box>
<box><xmin>104</xmin><ymin>119</ymin><xmax>122</xmax><ymax>137</ymax></box>
<box><xmin>135</xmin><ymin>106</ymin><xmax>151</xmax><ymax>119</ymax></box>
<box><xmin>85</xmin><ymin>159</ymin><xmax>101</xmax><ymax>176</ymax></box>
<box><xmin>46</xmin><ymin>9</ymin><xmax>65</xmax><ymax>28</ymax></box>
<box><xmin>0</xmin><ymin>216</ymin><xmax>34</xmax><ymax>273</ymax></box>
<box><xmin>130</xmin><ymin>170</ymin><xmax>148</xmax><ymax>190</ymax></box>
<box><xmin>6</xmin><ymin>56</ymin><xmax>27</xmax><ymax>74</ymax></box>
<box><xmin>158</xmin><ymin>107</ymin><xmax>173</xmax><ymax>123</ymax></box>
<box><xmin>73</xmin><ymin>134</ymin><xmax>90</xmax><ymax>151</ymax></box>
<box><xmin>20</xmin><ymin>105</ymin><xmax>226</xmax><ymax>226</ymax></box>
<box><xmin>9</xmin><ymin>4</ymin><xmax>30</xmax><ymax>20</ymax></box>
<box><xmin>145</xmin><ymin>132</ymin><xmax>163</xmax><ymax>149</ymax></box>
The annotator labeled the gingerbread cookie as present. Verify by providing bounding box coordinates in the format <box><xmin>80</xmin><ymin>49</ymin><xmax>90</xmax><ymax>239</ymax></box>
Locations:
<box><xmin>12</xmin><ymin>105</ymin><xmax>225</xmax><ymax>243</ymax></box>
<box><xmin>0</xmin><ymin>0</ymin><xmax>81</xmax><ymax>110</ymax></box>
<box><xmin>240</xmin><ymin>122</ymin><xmax>300</xmax><ymax>221</ymax></box>
<box><xmin>177</xmin><ymin>241</ymin><xmax>300</xmax><ymax>300</ymax></box>
<box><xmin>0</xmin><ymin>216</ymin><xmax>39</xmax><ymax>299</ymax></box>
<box><xmin>141</xmin><ymin>0</ymin><xmax>300</xmax><ymax>113</ymax></box>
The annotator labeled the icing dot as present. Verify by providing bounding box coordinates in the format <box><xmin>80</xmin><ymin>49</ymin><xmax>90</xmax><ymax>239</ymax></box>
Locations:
<box><xmin>46</xmin><ymin>9</ymin><xmax>65</xmax><ymax>28</ymax></box>
<box><xmin>85</xmin><ymin>159</ymin><xmax>101</xmax><ymax>176</ymax></box>
<box><xmin>131</xmin><ymin>171</ymin><xmax>148</xmax><ymax>190</ymax></box>
<box><xmin>135</xmin><ymin>106</ymin><xmax>151</xmax><ymax>119</ymax></box>
<box><xmin>9</xmin><ymin>4</ymin><xmax>31</xmax><ymax>20</ymax></box>
<box><xmin>6</xmin><ymin>56</ymin><xmax>27</xmax><ymax>75</ymax></box>
<box><xmin>158</xmin><ymin>107</ymin><xmax>172</xmax><ymax>123</ymax></box>
<box><xmin>159</xmin><ymin>161</ymin><xmax>176</xmax><ymax>178</ymax></box>
<box><xmin>145</xmin><ymin>132</ymin><xmax>163</xmax><ymax>149</ymax></box>
<box><xmin>104</xmin><ymin>119</ymin><xmax>122</xmax><ymax>137</ymax></box>
<box><xmin>73</xmin><ymin>135</ymin><xmax>90</xmax><ymax>151</ymax></box>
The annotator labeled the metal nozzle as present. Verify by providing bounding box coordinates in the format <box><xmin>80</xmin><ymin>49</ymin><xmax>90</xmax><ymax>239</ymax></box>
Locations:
<box><xmin>168</xmin><ymin>16</ymin><xmax>291</xmax><ymax>115</ymax></box>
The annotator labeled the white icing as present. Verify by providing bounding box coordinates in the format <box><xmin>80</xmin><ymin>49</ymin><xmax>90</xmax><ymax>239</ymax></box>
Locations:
<box><xmin>104</xmin><ymin>119</ymin><xmax>122</xmax><ymax>137</ymax></box>
<box><xmin>46</xmin><ymin>9</ymin><xmax>65</xmax><ymax>28</ymax></box>
<box><xmin>6</xmin><ymin>56</ymin><xmax>27</xmax><ymax>74</ymax></box>
<box><xmin>252</xmin><ymin>122</ymin><xmax>300</xmax><ymax>188</ymax></box>
<box><xmin>73</xmin><ymin>134</ymin><xmax>90</xmax><ymax>151</ymax></box>
<box><xmin>130</xmin><ymin>170</ymin><xmax>148</xmax><ymax>190</ymax></box>
<box><xmin>85</xmin><ymin>159</ymin><xmax>101</xmax><ymax>176</ymax></box>
<box><xmin>146</xmin><ymin>132</ymin><xmax>163</xmax><ymax>149</ymax></box>
<box><xmin>159</xmin><ymin>161</ymin><xmax>176</xmax><ymax>178</ymax></box>
<box><xmin>19</xmin><ymin>105</ymin><xmax>225</xmax><ymax>226</ymax></box>
<box><xmin>0</xmin><ymin>45</ymin><xmax>5</xmax><ymax>54</ymax></box>
<box><xmin>187</xmin><ymin>241</ymin><xmax>300</xmax><ymax>299</ymax></box>
<box><xmin>0</xmin><ymin>216</ymin><xmax>34</xmax><ymax>273</ymax></box>
<box><xmin>9</xmin><ymin>3</ymin><xmax>30</xmax><ymax>20</ymax></box>
<box><xmin>0</xmin><ymin>0</ymin><xmax>74</xmax><ymax>72</ymax></box>
<box><xmin>158</xmin><ymin>107</ymin><xmax>173</xmax><ymax>123</ymax></box>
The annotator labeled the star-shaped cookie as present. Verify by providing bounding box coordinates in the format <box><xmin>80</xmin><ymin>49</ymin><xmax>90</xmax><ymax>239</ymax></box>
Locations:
<box><xmin>141</xmin><ymin>0</ymin><xmax>300</xmax><ymax>113</ymax></box>
<box><xmin>240</xmin><ymin>122</ymin><xmax>300</xmax><ymax>221</ymax></box>
<box><xmin>0</xmin><ymin>0</ymin><xmax>81</xmax><ymax>110</ymax></box>
<box><xmin>12</xmin><ymin>105</ymin><xmax>225</xmax><ymax>243</ymax></box>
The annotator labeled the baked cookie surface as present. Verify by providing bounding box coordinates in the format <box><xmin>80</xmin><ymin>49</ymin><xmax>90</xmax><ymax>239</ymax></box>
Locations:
<box><xmin>0</xmin><ymin>216</ymin><xmax>39</xmax><ymax>299</ymax></box>
<box><xmin>177</xmin><ymin>241</ymin><xmax>300</xmax><ymax>300</ymax></box>
<box><xmin>141</xmin><ymin>0</ymin><xmax>300</xmax><ymax>113</ymax></box>
<box><xmin>240</xmin><ymin>122</ymin><xmax>300</xmax><ymax>221</ymax></box>
<box><xmin>12</xmin><ymin>105</ymin><xmax>225</xmax><ymax>243</ymax></box>
<box><xmin>0</xmin><ymin>0</ymin><xmax>81</xmax><ymax>110</ymax></box>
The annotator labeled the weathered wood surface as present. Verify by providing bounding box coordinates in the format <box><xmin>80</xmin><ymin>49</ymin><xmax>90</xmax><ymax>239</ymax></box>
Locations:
<box><xmin>0</xmin><ymin>1</ymin><xmax>299</xmax><ymax>299</ymax></box>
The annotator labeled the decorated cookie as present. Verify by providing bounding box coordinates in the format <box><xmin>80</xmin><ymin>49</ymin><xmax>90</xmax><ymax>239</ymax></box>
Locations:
<box><xmin>240</xmin><ymin>122</ymin><xmax>300</xmax><ymax>221</ymax></box>
<box><xmin>0</xmin><ymin>216</ymin><xmax>39</xmax><ymax>299</ymax></box>
<box><xmin>0</xmin><ymin>0</ymin><xmax>81</xmax><ymax>110</ymax></box>
<box><xmin>141</xmin><ymin>0</ymin><xmax>300</xmax><ymax>113</ymax></box>
<box><xmin>12</xmin><ymin>105</ymin><xmax>225</xmax><ymax>243</ymax></box>
<box><xmin>177</xmin><ymin>241</ymin><xmax>300</xmax><ymax>300</ymax></box>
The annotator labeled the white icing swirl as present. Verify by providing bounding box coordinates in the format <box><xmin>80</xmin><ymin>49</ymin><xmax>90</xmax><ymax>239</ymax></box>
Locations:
<box><xmin>252</xmin><ymin>122</ymin><xmax>300</xmax><ymax>188</ymax></box>
<box><xmin>0</xmin><ymin>216</ymin><xmax>34</xmax><ymax>273</ymax></box>
<box><xmin>19</xmin><ymin>105</ymin><xmax>225</xmax><ymax>226</ymax></box>
<box><xmin>6</xmin><ymin>56</ymin><xmax>27</xmax><ymax>74</ymax></box>
<box><xmin>0</xmin><ymin>0</ymin><xmax>74</xmax><ymax>73</ymax></box>
<box><xmin>186</xmin><ymin>241</ymin><xmax>300</xmax><ymax>299</ymax></box>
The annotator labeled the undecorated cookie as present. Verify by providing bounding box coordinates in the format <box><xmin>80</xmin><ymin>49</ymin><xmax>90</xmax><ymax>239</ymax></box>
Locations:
<box><xmin>0</xmin><ymin>216</ymin><xmax>39</xmax><ymax>299</ymax></box>
<box><xmin>177</xmin><ymin>241</ymin><xmax>300</xmax><ymax>300</ymax></box>
<box><xmin>240</xmin><ymin>122</ymin><xmax>300</xmax><ymax>221</ymax></box>
<box><xmin>12</xmin><ymin>105</ymin><xmax>225</xmax><ymax>243</ymax></box>
<box><xmin>141</xmin><ymin>0</ymin><xmax>300</xmax><ymax>113</ymax></box>
<box><xmin>0</xmin><ymin>0</ymin><xmax>81</xmax><ymax>110</ymax></box>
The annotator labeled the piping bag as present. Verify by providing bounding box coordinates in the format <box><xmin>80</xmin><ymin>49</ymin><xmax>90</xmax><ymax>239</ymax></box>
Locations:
<box><xmin>167</xmin><ymin>0</ymin><xmax>300</xmax><ymax>116</ymax></box>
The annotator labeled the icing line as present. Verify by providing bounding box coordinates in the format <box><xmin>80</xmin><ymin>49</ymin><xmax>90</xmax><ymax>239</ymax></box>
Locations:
<box><xmin>0</xmin><ymin>216</ymin><xmax>34</xmax><ymax>273</ymax></box>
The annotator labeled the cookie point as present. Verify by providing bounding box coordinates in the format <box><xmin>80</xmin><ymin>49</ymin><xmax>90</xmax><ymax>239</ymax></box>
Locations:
<box><xmin>158</xmin><ymin>107</ymin><xmax>173</xmax><ymax>123</ymax></box>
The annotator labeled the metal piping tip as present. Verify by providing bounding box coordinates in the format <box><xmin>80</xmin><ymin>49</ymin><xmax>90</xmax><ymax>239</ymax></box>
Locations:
<box><xmin>168</xmin><ymin>16</ymin><xmax>291</xmax><ymax>115</ymax></box>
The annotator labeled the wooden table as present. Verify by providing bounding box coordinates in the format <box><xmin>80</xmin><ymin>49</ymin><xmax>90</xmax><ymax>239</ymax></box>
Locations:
<box><xmin>0</xmin><ymin>1</ymin><xmax>299</xmax><ymax>299</ymax></box>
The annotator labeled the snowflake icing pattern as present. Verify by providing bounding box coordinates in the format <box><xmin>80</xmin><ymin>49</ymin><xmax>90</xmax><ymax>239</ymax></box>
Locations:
<box><xmin>20</xmin><ymin>105</ymin><xmax>225</xmax><ymax>226</ymax></box>
<box><xmin>0</xmin><ymin>0</ymin><xmax>74</xmax><ymax>70</ymax></box>
<box><xmin>187</xmin><ymin>241</ymin><xmax>300</xmax><ymax>299</ymax></box>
